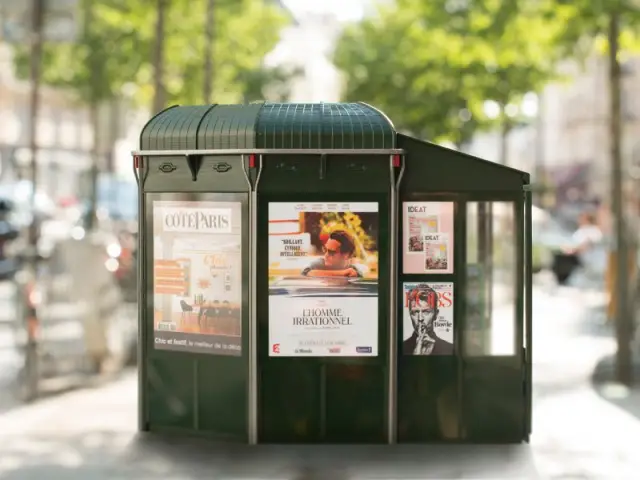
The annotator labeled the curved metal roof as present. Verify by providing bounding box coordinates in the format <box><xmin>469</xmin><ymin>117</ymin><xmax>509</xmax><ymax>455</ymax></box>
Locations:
<box><xmin>139</xmin><ymin>102</ymin><xmax>396</xmax><ymax>151</ymax></box>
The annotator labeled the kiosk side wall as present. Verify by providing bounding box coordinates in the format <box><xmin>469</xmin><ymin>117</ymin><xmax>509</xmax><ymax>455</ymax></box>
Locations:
<box><xmin>395</xmin><ymin>134</ymin><xmax>530</xmax><ymax>443</ymax></box>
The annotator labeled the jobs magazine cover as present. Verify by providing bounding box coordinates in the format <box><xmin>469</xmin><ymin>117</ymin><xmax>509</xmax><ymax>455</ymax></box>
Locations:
<box><xmin>402</xmin><ymin>282</ymin><xmax>454</xmax><ymax>356</ymax></box>
<box><xmin>403</xmin><ymin>202</ymin><xmax>454</xmax><ymax>274</ymax></box>
<box><xmin>152</xmin><ymin>198</ymin><xmax>242</xmax><ymax>356</ymax></box>
<box><xmin>268</xmin><ymin>202</ymin><xmax>379</xmax><ymax>357</ymax></box>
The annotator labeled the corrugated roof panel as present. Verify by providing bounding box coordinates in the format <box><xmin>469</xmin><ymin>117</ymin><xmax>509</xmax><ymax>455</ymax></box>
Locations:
<box><xmin>140</xmin><ymin>105</ymin><xmax>213</xmax><ymax>150</ymax></box>
<box><xmin>139</xmin><ymin>102</ymin><xmax>395</xmax><ymax>152</ymax></box>
<box><xmin>255</xmin><ymin>102</ymin><xmax>395</xmax><ymax>149</ymax></box>
<box><xmin>198</xmin><ymin>104</ymin><xmax>262</xmax><ymax>150</ymax></box>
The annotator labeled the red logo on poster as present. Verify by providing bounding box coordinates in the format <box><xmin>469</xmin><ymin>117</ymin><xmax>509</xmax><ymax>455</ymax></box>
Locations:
<box><xmin>272</xmin><ymin>343</ymin><xmax>280</xmax><ymax>354</ymax></box>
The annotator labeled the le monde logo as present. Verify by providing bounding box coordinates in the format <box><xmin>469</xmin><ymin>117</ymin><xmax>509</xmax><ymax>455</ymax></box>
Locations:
<box><xmin>162</xmin><ymin>208</ymin><xmax>232</xmax><ymax>233</ymax></box>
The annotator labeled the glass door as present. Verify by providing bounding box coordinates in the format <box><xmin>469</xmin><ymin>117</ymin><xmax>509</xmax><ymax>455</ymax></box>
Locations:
<box><xmin>461</xmin><ymin>200</ymin><xmax>526</xmax><ymax>442</ymax></box>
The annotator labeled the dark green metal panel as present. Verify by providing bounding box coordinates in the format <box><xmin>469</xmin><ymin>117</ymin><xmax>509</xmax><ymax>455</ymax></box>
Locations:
<box><xmin>138</xmin><ymin>104</ymin><xmax>255</xmax><ymax>441</ymax></box>
<box><xmin>257</xmin><ymin>141</ymin><xmax>392</xmax><ymax>445</ymax></box>
<box><xmin>198</xmin><ymin>104</ymin><xmax>262</xmax><ymax>149</ymax></box>
<box><xmin>257</xmin><ymin>154</ymin><xmax>391</xmax><ymax>195</ymax></box>
<box><xmin>462</xmin><ymin>361</ymin><xmax>525</xmax><ymax>441</ymax></box>
<box><xmin>397</xmin><ymin>134</ymin><xmax>528</xmax><ymax>193</ymax></box>
<box><xmin>256</xmin><ymin>192</ymin><xmax>391</xmax><ymax>443</ymax></box>
<box><xmin>395</xmin><ymin>195</ymin><xmax>462</xmax><ymax>442</ymax></box>
<box><xmin>395</xmin><ymin>134</ymin><xmax>530</xmax><ymax>443</ymax></box>
<box><xmin>147</xmin><ymin>357</ymin><xmax>195</xmax><ymax>429</ymax></box>
<box><xmin>143</xmin><ymin>155</ymin><xmax>251</xmax><ymax>193</ymax></box>
<box><xmin>524</xmin><ymin>191</ymin><xmax>533</xmax><ymax>441</ymax></box>
<box><xmin>143</xmin><ymin>192</ymin><xmax>251</xmax><ymax>441</ymax></box>
<box><xmin>255</xmin><ymin>102</ymin><xmax>395</xmax><ymax>149</ymax></box>
<box><xmin>140</xmin><ymin>105</ymin><xmax>214</xmax><ymax>151</ymax></box>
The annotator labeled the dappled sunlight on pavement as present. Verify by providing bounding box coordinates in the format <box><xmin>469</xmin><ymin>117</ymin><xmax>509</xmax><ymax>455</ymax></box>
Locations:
<box><xmin>532</xmin><ymin>386</ymin><xmax>640</xmax><ymax>479</ymax></box>
<box><xmin>0</xmin><ymin>371</ymin><xmax>138</xmax><ymax>478</ymax></box>
<box><xmin>0</xmin><ymin>432</ymin><xmax>136</xmax><ymax>480</ymax></box>
<box><xmin>0</xmin><ymin>281</ymin><xmax>639</xmax><ymax>478</ymax></box>
<box><xmin>0</xmin><ymin>371</ymin><xmax>539</xmax><ymax>479</ymax></box>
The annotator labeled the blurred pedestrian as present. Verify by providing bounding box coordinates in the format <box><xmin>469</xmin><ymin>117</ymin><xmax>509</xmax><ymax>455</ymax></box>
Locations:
<box><xmin>564</xmin><ymin>211</ymin><xmax>607</xmax><ymax>287</ymax></box>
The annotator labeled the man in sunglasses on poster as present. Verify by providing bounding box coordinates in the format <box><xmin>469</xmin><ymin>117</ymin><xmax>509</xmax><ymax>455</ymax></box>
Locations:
<box><xmin>301</xmin><ymin>230</ymin><xmax>363</xmax><ymax>278</ymax></box>
<box><xmin>403</xmin><ymin>285</ymin><xmax>453</xmax><ymax>356</ymax></box>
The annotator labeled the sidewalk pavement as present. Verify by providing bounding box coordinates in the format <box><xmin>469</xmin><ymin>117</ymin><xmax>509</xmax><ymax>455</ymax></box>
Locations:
<box><xmin>0</xmin><ymin>282</ymin><xmax>639</xmax><ymax>478</ymax></box>
<box><xmin>530</xmin><ymin>281</ymin><xmax>640</xmax><ymax>479</ymax></box>
<box><xmin>0</xmin><ymin>375</ymin><xmax>537</xmax><ymax>479</ymax></box>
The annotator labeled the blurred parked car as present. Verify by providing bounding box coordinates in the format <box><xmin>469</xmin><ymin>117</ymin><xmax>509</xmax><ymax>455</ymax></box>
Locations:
<box><xmin>0</xmin><ymin>181</ymin><xmax>57</xmax><ymax>229</ymax></box>
<box><xmin>12</xmin><ymin>230</ymin><xmax>137</xmax><ymax>400</ymax></box>
<box><xmin>74</xmin><ymin>176</ymin><xmax>138</xmax><ymax>302</ymax></box>
<box><xmin>0</xmin><ymin>197</ymin><xmax>20</xmax><ymax>281</ymax></box>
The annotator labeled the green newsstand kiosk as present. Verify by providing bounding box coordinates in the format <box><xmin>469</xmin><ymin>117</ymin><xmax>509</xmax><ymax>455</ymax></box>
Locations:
<box><xmin>133</xmin><ymin>102</ymin><xmax>533</xmax><ymax>444</ymax></box>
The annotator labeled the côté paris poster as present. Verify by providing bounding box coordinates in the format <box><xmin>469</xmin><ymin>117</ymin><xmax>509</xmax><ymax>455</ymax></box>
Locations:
<box><xmin>152</xmin><ymin>198</ymin><xmax>242</xmax><ymax>356</ymax></box>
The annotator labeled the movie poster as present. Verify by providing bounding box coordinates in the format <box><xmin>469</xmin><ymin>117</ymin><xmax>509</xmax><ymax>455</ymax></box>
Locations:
<box><xmin>403</xmin><ymin>202</ymin><xmax>454</xmax><ymax>274</ymax></box>
<box><xmin>268</xmin><ymin>202</ymin><xmax>379</xmax><ymax>357</ymax></box>
<box><xmin>152</xmin><ymin>200</ymin><xmax>242</xmax><ymax>355</ymax></box>
<box><xmin>402</xmin><ymin>282</ymin><xmax>454</xmax><ymax>356</ymax></box>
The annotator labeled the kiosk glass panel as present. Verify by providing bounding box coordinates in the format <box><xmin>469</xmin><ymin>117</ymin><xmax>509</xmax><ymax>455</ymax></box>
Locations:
<box><xmin>464</xmin><ymin>201</ymin><xmax>517</xmax><ymax>356</ymax></box>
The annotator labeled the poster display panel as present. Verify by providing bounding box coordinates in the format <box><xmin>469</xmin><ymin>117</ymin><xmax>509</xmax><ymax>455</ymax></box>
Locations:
<box><xmin>268</xmin><ymin>202</ymin><xmax>379</xmax><ymax>357</ymax></box>
<box><xmin>402</xmin><ymin>282</ymin><xmax>454</xmax><ymax>356</ymax></box>
<box><xmin>403</xmin><ymin>202</ymin><xmax>454</xmax><ymax>274</ymax></box>
<box><xmin>152</xmin><ymin>200</ymin><xmax>242</xmax><ymax>355</ymax></box>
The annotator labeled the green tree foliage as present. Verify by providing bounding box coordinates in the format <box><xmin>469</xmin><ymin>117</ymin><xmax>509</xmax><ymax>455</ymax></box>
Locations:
<box><xmin>334</xmin><ymin>0</ymin><xmax>563</xmax><ymax>147</ymax></box>
<box><xmin>544</xmin><ymin>0</ymin><xmax>640</xmax><ymax>58</ymax></box>
<box><xmin>13</xmin><ymin>0</ymin><xmax>148</xmax><ymax>105</ymax></box>
<box><xmin>145</xmin><ymin>0</ymin><xmax>291</xmax><ymax>106</ymax></box>
<box><xmin>12</xmin><ymin>0</ymin><xmax>293</xmax><ymax>108</ymax></box>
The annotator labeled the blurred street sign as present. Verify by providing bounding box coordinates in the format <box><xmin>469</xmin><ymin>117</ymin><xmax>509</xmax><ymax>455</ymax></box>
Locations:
<box><xmin>0</xmin><ymin>0</ymin><xmax>79</xmax><ymax>43</ymax></box>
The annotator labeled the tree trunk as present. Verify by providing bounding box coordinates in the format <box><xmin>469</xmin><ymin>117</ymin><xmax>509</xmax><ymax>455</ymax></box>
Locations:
<box><xmin>203</xmin><ymin>0</ymin><xmax>215</xmax><ymax>103</ymax></box>
<box><xmin>534</xmin><ymin>91</ymin><xmax>545</xmax><ymax>206</ymax></box>
<box><xmin>499</xmin><ymin>108</ymin><xmax>511</xmax><ymax>167</ymax></box>
<box><xmin>86</xmin><ymin>101</ymin><xmax>100</xmax><ymax>232</ymax></box>
<box><xmin>609</xmin><ymin>10</ymin><xmax>632</xmax><ymax>386</ymax></box>
<box><xmin>27</xmin><ymin>0</ymin><xmax>44</xmax><ymax>245</ymax></box>
<box><xmin>107</xmin><ymin>99</ymin><xmax>119</xmax><ymax>173</ymax></box>
<box><xmin>152</xmin><ymin>0</ymin><xmax>167</xmax><ymax>114</ymax></box>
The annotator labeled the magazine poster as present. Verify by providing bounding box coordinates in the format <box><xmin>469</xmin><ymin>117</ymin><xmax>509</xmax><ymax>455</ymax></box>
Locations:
<box><xmin>403</xmin><ymin>202</ymin><xmax>454</xmax><ymax>274</ymax></box>
<box><xmin>152</xmin><ymin>200</ymin><xmax>242</xmax><ymax>355</ymax></box>
<box><xmin>268</xmin><ymin>202</ymin><xmax>379</xmax><ymax>357</ymax></box>
<box><xmin>402</xmin><ymin>282</ymin><xmax>454</xmax><ymax>356</ymax></box>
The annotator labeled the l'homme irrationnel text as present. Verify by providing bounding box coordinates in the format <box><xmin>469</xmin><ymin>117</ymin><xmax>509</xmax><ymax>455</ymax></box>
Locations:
<box><xmin>292</xmin><ymin>308</ymin><xmax>352</xmax><ymax>326</ymax></box>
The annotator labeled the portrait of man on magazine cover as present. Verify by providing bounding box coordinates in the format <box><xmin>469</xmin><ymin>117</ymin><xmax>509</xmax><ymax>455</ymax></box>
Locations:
<box><xmin>403</xmin><ymin>284</ymin><xmax>454</xmax><ymax>356</ymax></box>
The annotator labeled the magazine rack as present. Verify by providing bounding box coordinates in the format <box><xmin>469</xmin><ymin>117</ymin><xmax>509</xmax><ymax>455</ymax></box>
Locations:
<box><xmin>133</xmin><ymin>102</ymin><xmax>532</xmax><ymax>445</ymax></box>
<box><xmin>395</xmin><ymin>135</ymin><xmax>532</xmax><ymax>443</ymax></box>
